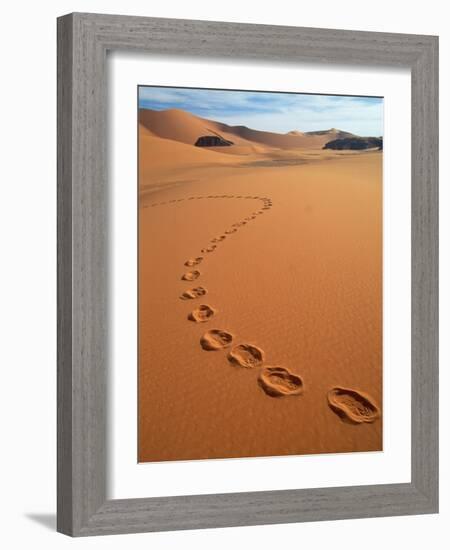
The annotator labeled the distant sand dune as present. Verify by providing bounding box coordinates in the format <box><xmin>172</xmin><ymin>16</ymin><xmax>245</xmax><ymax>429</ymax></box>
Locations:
<box><xmin>139</xmin><ymin>108</ymin><xmax>356</xmax><ymax>152</ymax></box>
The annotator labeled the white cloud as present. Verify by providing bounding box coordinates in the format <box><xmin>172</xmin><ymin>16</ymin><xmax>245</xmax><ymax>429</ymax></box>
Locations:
<box><xmin>138</xmin><ymin>86</ymin><xmax>383</xmax><ymax>136</ymax></box>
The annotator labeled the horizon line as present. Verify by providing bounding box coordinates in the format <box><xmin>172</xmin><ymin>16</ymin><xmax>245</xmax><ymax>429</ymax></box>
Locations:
<box><xmin>138</xmin><ymin>106</ymin><xmax>383</xmax><ymax>138</ymax></box>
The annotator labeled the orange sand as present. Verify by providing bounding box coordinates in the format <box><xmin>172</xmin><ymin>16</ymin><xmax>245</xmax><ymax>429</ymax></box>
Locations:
<box><xmin>138</xmin><ymin>109</ymin><xmax>382</xmax><ymax>462</ymax></box>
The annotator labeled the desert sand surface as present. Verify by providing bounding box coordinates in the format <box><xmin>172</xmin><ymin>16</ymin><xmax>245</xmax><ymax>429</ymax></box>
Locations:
<box><xmin>138</xmin><ymin>108</ymin><xmax>382</xmax><ymax>462</ymax></box>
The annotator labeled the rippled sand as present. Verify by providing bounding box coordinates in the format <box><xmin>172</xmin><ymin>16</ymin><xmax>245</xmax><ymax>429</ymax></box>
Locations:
<box><xmin>138</xmin><ymin>113</ymin><xmax>382</xmax><ymax>462</ymax></box>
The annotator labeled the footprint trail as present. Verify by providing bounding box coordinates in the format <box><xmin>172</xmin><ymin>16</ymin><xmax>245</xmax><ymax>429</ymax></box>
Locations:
<box><xmin>145</xmin><ymin>192</ymin><xmax>379</xmax><ymax>423</ymax></box>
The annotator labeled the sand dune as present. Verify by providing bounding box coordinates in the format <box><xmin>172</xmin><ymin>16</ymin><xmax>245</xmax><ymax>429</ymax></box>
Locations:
<box><xmin>286</xmin><ymin>130</ymin><xmax>305</xmax><ymax>136</ymax></box>
<box><xmin>139</xmin><ymin>108</ymin><xmax>355</xmax><ymax>151</ymax></box>
<box><xmin>305</xmin><ymin>127</ymin><xmax>354</xmax><ymax>139</ymax></box>
<box><xmin>138</xmin><ymin>119</ymin><xmax>382</xmax><ymax>462</ymax></box>
<box><xmin>139</xmin><ymin>128</ymin><xmax>235</xmax><ymax>171</ymax></box>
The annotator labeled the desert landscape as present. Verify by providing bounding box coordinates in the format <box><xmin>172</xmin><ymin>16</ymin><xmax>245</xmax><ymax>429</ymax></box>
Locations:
<box><xmin>138</xmin><ymin>90</ymin><xmax>383</xmax><ymax>462</ymax></box>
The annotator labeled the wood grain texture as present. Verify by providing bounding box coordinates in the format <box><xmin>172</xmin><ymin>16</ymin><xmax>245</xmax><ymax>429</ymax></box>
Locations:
<box><xmin>57</xmin><ymin>13</ymin><xmax>74</xmax><ymax>535</ymax></box>
<box><xmin>57</xmin><ymin>12</ymin><xmax>439</xmax><ymax>537</ymax></box>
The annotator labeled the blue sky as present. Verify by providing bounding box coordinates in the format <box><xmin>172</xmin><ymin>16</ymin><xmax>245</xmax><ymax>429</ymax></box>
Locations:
<box><xmin>138</xmin><ymin>86</ymin><xmax>383</xmax><ymax>137</ymax></box>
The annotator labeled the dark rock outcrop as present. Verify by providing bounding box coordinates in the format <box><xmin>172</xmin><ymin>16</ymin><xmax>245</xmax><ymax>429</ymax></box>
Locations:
<box><xmin>323</xmin><ymin>137</ymin><xmax>383</xmax><ymax>151</ymax></box>
<box><xmin>194</xmin><ymin>135</ymin><xmax>233</xmax><ymax>147</ymax></box>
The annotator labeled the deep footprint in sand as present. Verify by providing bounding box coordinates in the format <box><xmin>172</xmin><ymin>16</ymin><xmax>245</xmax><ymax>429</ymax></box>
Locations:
<box><xmin>188</xmin><ymin>304</ymin><xmax>216</xmax><ymax>323</ymax></box>
<box><xmin>201</xmin><ymin>245</ymin><xmax>217</xmax><ymax>253</ymax></box>
<box><xmin>180</xmin><ymin>286</ymin><xmax>207</xmax><ymax>300</ymax></box>
<box><xmin>211</xmin><ymin>236</ymin><xmax>226</xmax><ymax>243</ymax></box>
<box><xmin>228</xmin><ymin>344</ymin><xmax>265</xmax><ymax>368</ymax></box>
<box><xmin>182</xmin><ymin>270</ymin><xmax>200</xmax><ymax>281</ymax></box>
<box><xmin>185</xmin><ymin>257</ymin><xmax>203</xmax><ymax>267</ymax></box>
<box><xmin>327</xmin><ymin>387</ymin><xmax>380</xmax><ymax>424</ymax></box>
<box><xmin>258</xmin><ymin>367</ymin><xmax>303</xmax><ymax>397</ymax></box>
<box><xmin>225</xmin><ymin>228</ymin><xmax>237</xmax><ymax>234</ymax></box>
<box><xmin>200</xmin><ymin>329</ymin><xmax>234</xmax><ymax>350</ymax></box>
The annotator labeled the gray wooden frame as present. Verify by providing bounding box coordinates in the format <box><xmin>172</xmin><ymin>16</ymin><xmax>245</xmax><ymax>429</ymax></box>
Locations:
<box><xmin>57</xmin><ymin>12</ymin><xmax>439</xmax><ymax>537</ymax></box>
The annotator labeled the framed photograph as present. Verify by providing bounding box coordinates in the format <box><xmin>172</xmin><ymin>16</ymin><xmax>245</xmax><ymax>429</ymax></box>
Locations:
<box><xmin>57</xmin><ymin>13</ymin><xmax>438</xmax><ymax>536</ymax></box>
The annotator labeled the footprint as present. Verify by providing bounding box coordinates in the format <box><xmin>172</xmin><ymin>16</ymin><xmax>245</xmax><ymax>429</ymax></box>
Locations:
<box><xmin>327</xmin><ymin>387</ymin><xmax>380</xmax><ymax>424</ymax></box>
<box><xmin>188</xmin><ymin>304</ymin><xmax>216</xmax><ymax>323</ymax></box>
<box><xmin>211</xmin><ymin>236</ymin><xmax>226</xmax><ymax>243</ymax></box>
<box><xmin>180</xmin><ymin>287</ymin><xmax>207</xmax><ymax>300</ymax></box>
<box><xmin>182</xmin><ymin>270</ymin><xmax>200</xmax><ymax>281</ymax></box>
<box><xmin>200</xmin><ymin>329</ymin><xmax>234</xmax><ymax>350</ymax></box>
<box><xmin>225</xmin><ymin>228</ymin><xmax>237</xmax><ymax>234</ymax></box>
<box><xmin>258</xmin><ymin>367</ymin><xmax>303</xmax><ymax>397</ymax></box>
<box><xmin>228</xmin><ymin>344</ymin><xmax>265</xmax><ymax>368</ymax></box>
<box><xmin>201</xmin><ymin>245</ymin><xmax>217</xmax><ymax>253</ymax></box>
<box><xmin>185</xmin><ymin>257</ymin><xmax>203</xmax><ymax>267</ymax></box>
